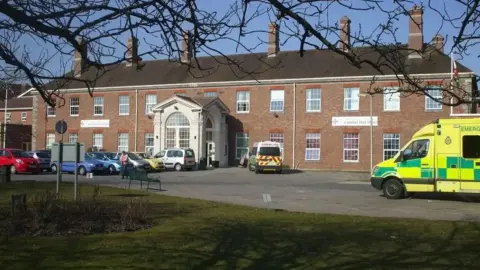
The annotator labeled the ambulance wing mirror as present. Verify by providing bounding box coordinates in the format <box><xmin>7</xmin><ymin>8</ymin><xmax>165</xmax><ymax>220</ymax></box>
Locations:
<box><xmin>395</xmin><ymin>150</ymin><xmax>405</xmax><ymax>163</ymax></box>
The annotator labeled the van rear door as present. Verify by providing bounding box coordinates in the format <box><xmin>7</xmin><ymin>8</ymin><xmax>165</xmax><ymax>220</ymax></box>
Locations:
<box><xmin>185</xmin><ymin>149</ymin><xmax>196</xmax><ymax>165</ymax></box>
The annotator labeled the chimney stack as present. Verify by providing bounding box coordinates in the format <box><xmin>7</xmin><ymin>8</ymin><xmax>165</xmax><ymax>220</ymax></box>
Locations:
<box><xmin>73</xmin><ymin>37</ymin><xmax>87</xmax><ymax>77</ymax></box>
<box><xmin>126</xmin><ymin>36</ymin><xmax>140</xmax><ymax>66</ymax></box>
<box><xmin>181</xmin><ymin>31</ymin><xmax>192</xmax><ymax>64</ymax></box>
<box><xmin>268</xmin><ymin>22</ymin><xmax>279</xmax><ymax>57</ymax></box>
<box><xmin>433</xmin><ymin>34</ymin><xmax>444</xmax><ymax>52</ymax></box>
<box><xmin>339</xmin><ymin>16</ymin><xmax>351</xmax><ymax>52</ymax></box>
<box><xmin>408</xmin><ymin>5</ymin><xmax>424</xmax><ymax>58</ymax></box>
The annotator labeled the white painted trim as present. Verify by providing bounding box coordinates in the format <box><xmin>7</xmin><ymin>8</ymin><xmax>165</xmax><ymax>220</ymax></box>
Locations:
<box><xmin>0</xmin><ymin>107</ymin><xmax>33</xmax><ymax>111</ymax></box>
<box><xmin>25</xmin><ymin>72</ymin><xmax>475</xmax><ymax>95</ymax></box>
<box><xmin>15</xmin><ymin>87</ymin><xmax>35</xmax><ymax>98</ymax></box>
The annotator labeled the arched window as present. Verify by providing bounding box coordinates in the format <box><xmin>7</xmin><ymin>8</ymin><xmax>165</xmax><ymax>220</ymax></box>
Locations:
<box><xmin>165</xmin><ymin>112</ymin><xmax>190</xmax><ymax>148</ymax></box>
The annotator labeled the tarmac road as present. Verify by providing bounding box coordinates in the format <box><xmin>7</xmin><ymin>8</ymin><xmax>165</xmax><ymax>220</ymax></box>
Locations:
<box><xmin>11</xmin><ymin>167</ymin><xmax>480</xmax><ymax>222</ymax></box>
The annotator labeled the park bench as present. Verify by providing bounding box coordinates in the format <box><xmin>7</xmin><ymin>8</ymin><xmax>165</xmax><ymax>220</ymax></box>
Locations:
<box><xmin>127</xmin><ymin>169</ymin><xmax>162</xmax><ymax>191</ymax></box>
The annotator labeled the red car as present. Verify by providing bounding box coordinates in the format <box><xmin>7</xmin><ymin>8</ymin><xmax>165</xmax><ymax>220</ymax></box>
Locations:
<box><xmin>0</xmin><ymin>148</ymin><xmax>40</xmax><ymax>174</ymax></box>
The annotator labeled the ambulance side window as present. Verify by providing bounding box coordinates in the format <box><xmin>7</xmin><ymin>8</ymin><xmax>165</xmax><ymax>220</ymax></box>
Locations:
<box><xmin>463</xmin><ymin>136</ymin><xmax>480</xmax><ymax>159</ymax></box>
<box><xmin>403</xmin><ymin>139</ymin><xmax>430</xmax><ymax>161</ymax></box>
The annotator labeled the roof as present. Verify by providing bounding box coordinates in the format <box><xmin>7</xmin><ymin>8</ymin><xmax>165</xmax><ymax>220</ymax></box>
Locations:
<box><xmin>43</xmin><ymin>45</ymin><xmax>473</xmax><ymax>91</ymax></box>
<box><xmin>0</xmin><ymin>96</ymin><xmax>32</xmax><ymax>109</ymax></box>
<box><xmin>176</xmin><ymin>95</ymin><xmax>217</xmax><ymax>107</ymax></box>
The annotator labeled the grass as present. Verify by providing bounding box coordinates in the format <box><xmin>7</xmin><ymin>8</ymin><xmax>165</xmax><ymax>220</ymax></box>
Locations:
<box><xmin>1</xmin><ymin>181</ymin><xmax>480</xmax><ymax>269</ymax></box>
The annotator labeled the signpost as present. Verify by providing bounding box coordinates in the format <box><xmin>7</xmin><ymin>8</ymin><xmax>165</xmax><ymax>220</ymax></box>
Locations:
<box><xmin>54</xmin><ymin>120</ymin><xmax>67</xmax><ymax>196</ymax></box>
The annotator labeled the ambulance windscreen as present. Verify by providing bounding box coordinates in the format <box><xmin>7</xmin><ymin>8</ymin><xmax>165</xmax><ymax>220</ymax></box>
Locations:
<box><xmin>259</xmin><ymin>147</ymin><xmax>281</xmax><ymax>156</ymax></box>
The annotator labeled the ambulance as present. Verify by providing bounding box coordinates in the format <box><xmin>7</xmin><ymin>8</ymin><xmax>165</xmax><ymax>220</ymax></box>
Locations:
<box><xmin>248</xmin><ymin>141</ymin><xmax>283</xmax><ymax>174</ymax></box>
<box><xmin>371</xmin><ymin>118</ymin><xmax>480</xmax><ymax>199</ymax></box>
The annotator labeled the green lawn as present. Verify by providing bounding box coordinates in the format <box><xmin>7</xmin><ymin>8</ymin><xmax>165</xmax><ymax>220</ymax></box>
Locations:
<box><xmin>1</xmin><ymin>181</ymin><xmax>480</xmax><ymax>270</ymax></box>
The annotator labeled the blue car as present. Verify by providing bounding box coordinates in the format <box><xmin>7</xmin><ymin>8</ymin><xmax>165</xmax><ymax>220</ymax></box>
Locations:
<box><xmin>50</xmin><ymin>153</ymin><xmax>105</xmax><ymax>175</ymax></box>
<box><xmin>87</xmin><ymin>152</ymin><xmax>122</xmax><ymax>174</ymax></box>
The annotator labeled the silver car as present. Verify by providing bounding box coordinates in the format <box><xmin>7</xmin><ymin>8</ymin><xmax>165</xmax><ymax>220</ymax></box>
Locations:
<box><xmin>114</xmin><ymin>152</ymin><xmax>151</xmax><ymax>171</ymax></box>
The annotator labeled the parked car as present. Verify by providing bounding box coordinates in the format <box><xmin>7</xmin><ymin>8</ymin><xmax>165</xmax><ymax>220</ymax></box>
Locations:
<box><xmin>133</xmin><ymin>152</ymin><xmax>165</xmax><ymax>172</ymax></box>
<box><xmin>50</xmin><ymin>153</ymin><xmax>105</xmax><ymax>175</ymax></box>
<box><xmin>154</xmin><ymin>148</ymin><xmax>196</xmax><ymax>171</ymax></box>
<box><xmin>0</xmin><ymin>148</ymin><xmax>40</xmax><ymax>174</ymax></box>
<box><xmin>26</xmin><ymin>150</ymin><xmax>52</xmax><ymax>172</ymax></box>
<box><xmin>112</xmin><ymin>152</ymin><xmax>151</xmax><ymax>171</ymax></box>
<box><xmin>87</xmin><ymin>152</ymin><xmax>121</xmax><ymax>174</ymax></box>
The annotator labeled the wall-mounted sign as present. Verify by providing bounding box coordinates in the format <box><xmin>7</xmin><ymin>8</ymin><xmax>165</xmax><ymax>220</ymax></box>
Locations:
<box><xmin>80</xmin><ymin>119</ymin><xmax>110</xmax><ymax>128</ymax></box>
<box><xmin>332</xmin><ymin>116</ymin><xmax>378</xmax><ymax>127</ymax></box>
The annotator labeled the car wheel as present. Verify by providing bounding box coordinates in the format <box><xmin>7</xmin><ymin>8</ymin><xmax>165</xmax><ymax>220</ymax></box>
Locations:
<box><xmin>51</xmin><ymin>164</ymin><xmax>57</xmax><ymax>173</ymax></box>
<box><xmin>383</xmin><ymin>178</ymin><xmax>405</xmax><ymax>199</ymax></box>
<box><xmin>174</xmin><ymin>163</ymin><xmax>182</xmax><ymax>171</ymax></box>
<box><xmin>10</xmin><ymin>165</ymin><xmax>16</xmax><ymax>174</ymax></box>
<box><xmin>108</xmin><ymin>165</ymin><xmax>116</xmax><ymax>174</ymax></box>
<box><xmin>255</xmin><ymin>166</ymin><xmax>260</xmax><ymax>174</ymax></box>
<box><xmin>78</xmin><ymin>166</ymin><xmax>86</xmax><ymax>176</ymax></box>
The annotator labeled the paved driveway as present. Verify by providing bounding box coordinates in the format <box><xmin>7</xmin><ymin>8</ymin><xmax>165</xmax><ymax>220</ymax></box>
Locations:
<box><xmin>11</xmin><ymin>167</ymin><xmax>480</xmax><ymax>222</ymax></box>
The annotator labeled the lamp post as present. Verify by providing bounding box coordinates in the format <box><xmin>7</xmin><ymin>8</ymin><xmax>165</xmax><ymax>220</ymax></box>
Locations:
<box><xmin>358</xmin><ymin>93</ymin><xmax>373</xmax><ymax>175</ymax></box>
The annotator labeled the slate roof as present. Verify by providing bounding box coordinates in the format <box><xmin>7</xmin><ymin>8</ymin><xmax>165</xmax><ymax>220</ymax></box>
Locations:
<box><xmin>46</xmin><ymin>45</ymin><xmax>473</xmax><ymax>90</ymax></box>
<box><xmin>0</xmin><ymin>83</ymin><xmax>32</xmax><ymax>109</ymax></box>
<box><xmin>176</xmin><ymin>95</ymin><xmax>217</xmax><ymax>107</ymax></box>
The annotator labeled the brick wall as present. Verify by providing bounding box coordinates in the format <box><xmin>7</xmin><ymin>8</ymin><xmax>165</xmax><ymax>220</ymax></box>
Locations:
<box><xmin>34</xmin><ymin>79</ymin><xmax>459</xmax><ymax>171</ymax></box>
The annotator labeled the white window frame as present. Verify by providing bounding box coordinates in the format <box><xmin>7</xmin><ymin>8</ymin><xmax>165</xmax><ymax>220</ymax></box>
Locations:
<box><xmin>93</xmin><ymin>133</ymin><xmax>104</xmax><ymax>149</ymax></box>
<box><xmin>47</xmin><ymin>106</ymin><xmax>56</xmax><ymax>117</ymax></box>
<box><xmin>383</xmin><ymin>87</ymin><xmax>400</xmax><ymax>111</ymax></box>
<box><xmin>343</xmin><ymin>133</ymin><xmax>360</xmax><ymax>162</ymax></box>
<box><xmin>46</xmin><ymin>133</ymin><xmax>55</xmax><ymax>149</ymax></box>
<box><xmin>119</xmin><ymin>95</ymin><xmax>129</xmax><ymax>116</ymax></box>
<box><xmin>305</xmin><ymin>133</ymin><xmax>321</xmax><ymax>161</ymax></box>
<box><xmin>306</xmin><ymin>88</ymin><xmax>321</xmax><ymax>112</ymax></box>
<box><xmin>235</xmin><ymin>132</ymin><xmax>249</xmax><ymax>159</ymax></box>
<box><xmin>118</xmin><ymin>133</ymin><xmax>129</xmax><ymax>152</ymax></box>
<box><xmin>425</xmin><ymin>87</ymin><xmax>443</xmax><ymax>111</ymax></box>
<box><xmin>270</xmin><ymin>90</ymin><xmax>285</xmax><ymax>112</ymax></box>
<box><xmin>21</xmin><ymin>112</ymin><xmax>27</xmax><ymax>121</ymax></box>
<box><xmin>70</xmin><ymin>97</ymin><xmax>80</xmax><ymax>116</ymax></box>
<box><xmin>69</xmin><ymin>133</ymin><xmax>79</xmax><ymax>144</ymax></box>
<box><xmin>344</xmin><ymin>87</ymin><xmax>360</xmax><ymax>111</ymax></box>
<box><xmin>93</xmin><ymin>96</ymin><xmax>104</xmax><ymax>116</ymax></box>
<box><xmin>145</xmin><ymin>133</ymin><xmax>154</xmax><ymax>155</ymax></box>
<box><xmin>6</xmin><ymin>112</ymin><xmax>11</xmax><ymax>120</ymax></box>
<box><xmin>236</xmin><ymin>91</ymin><xmax>250</xmax><ymax>113</ymax></box>
<box><xmin>145</xmin><ymin>94</ymin><xmax>157</xmax><ymax>115</ymax></box>
<box><xmin>383</xmin><ymin>133</ymin><xmax>400</xmax><ymax>161</ymax></box>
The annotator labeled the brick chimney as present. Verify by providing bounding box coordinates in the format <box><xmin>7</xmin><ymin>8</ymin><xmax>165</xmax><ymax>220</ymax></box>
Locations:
<box><xmin>408</xmin><ymin>5</ymin><xmax>424</xmax><ymax>58</ymax></box>
<box><xmin>433</xmin><ymin>34</ymin><xmax>444</xmax><ymax>52</ymax></box>
<box><xmin>72</xmin><ymin>37</ymin><xmax>87</xmax><ymax>77</ymax></box>
<box><xmin>181</xmin><ymin>31</ymin><xmax>192</xmax><ymax>63</ymax></box>
<box><xmin>126</xmin><ymin>36</ymin><xmax>140</xmax><ymax>66</ymax></box>
<box><xmin>339</xmin><ymin>16</ymin><xmax>351</xmax><ymax>52</ymax></box>
<box><xmin>268</xmin><ymin>22</ymin><xmax>279</xmax><ymax>57</ymax></box>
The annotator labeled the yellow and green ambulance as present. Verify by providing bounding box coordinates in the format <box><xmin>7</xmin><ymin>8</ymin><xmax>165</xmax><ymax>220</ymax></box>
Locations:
<box><xmin>371</xmin><ymin>118</ymin><xmax>480</xmax><ymax>199</ymax></box>
<box><xmin>248</xmin><ymin>141</ymin><xmax>283</xmax><ymax>174</ymax></box>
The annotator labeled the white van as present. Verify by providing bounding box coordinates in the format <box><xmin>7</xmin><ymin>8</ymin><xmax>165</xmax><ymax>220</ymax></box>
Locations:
<box><xmin>248</xmin><ymin>141</ymin><xmax>283</xmax><ymax>174</ymax></box>
<box><xmin>154</xmin><ymin>148</ymin><xmax>196</xmax><ymax>171</ymax></box>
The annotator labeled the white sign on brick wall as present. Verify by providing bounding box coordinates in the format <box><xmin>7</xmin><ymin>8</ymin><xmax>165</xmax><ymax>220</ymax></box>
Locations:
<box><xmin>332</xmin><ymin>116</ymin><xmax>378</xmax><ymax>127</ymax></box>
<box><xmin>80</xmin><ymin>119</ymin><xmax>110</xmax><ymax>128</ymax></box>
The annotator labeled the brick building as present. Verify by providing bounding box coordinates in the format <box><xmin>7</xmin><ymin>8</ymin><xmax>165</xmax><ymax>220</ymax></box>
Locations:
<box><xmin>25</xmin><ymin>6</ymin><xmax>478</xmax><ymax>171</ymax></box>
<box><xmin>0</xmin><ymin>84</ymin><xmax>33</xmax><ymax>150</ymax></box>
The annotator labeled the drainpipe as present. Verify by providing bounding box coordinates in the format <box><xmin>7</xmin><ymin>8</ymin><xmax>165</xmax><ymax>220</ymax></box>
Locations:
<box><xmin>135</xmin><ymin>89</ymin><xmax>138</xmax><ymax>152</ymax></box>
<box><xmin>293</xmin><ymin>83</ymin><xmax>296</xmax><ymax>169</ymax></box>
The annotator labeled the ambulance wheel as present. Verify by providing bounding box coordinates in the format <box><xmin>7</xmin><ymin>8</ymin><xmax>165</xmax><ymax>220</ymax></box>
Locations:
<box><xmin>255</xmin><ymin>167</ymin><xmax>260</xmax><ymax>174</ymax></box>
<box><xmin>383</xmin><ymin>178</ymin><xmax>404</xmax><ymax>199</ymax></box>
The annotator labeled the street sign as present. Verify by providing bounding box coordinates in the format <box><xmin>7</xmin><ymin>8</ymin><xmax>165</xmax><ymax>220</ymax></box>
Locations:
<box><xmin>55</xmin><ymin>120</ymin><xmax>68</xmax><ymax>134</ymax></box>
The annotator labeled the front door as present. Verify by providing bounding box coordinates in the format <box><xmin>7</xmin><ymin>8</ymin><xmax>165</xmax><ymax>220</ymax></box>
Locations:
<box><xmin>396</xmin><ymin>138</ymin><xmax>434</xmax><ymax>191</ymax></box>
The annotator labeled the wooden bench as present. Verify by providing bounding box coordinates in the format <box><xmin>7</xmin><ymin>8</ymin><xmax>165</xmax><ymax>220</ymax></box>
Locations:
<box><xmin>127</xmin><ymin>169</ymin><xmax>161</xmax><ymax>191</ymax></box>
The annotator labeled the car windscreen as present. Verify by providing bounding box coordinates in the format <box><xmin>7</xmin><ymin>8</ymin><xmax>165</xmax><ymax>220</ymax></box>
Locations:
<box><xmin>89</xmin><ymin>153</ymin><xmax>105</xmax><ymax>159</ymax></box>
<box><xmin>258</xmin><ymin>147</ymin><xmax>281</xmax><ymax>156</ymax></box>
<box><xmin>104</xmin><ymin>152</ymin><xmax>117</xmax><ymax>160</ymax></box>
<box><xmin>127</xmin><ymin>153</ymin><xmax>141</xmax><ymax>160</ymax></box>
<box><xmin>11</xmin><ymin>150</ymin><xmax>31</xmax><ymax>158</ymax></box>
<box><xmin>36</xmin><ymin>151</ymin><xmax>51</xmax><ymax>158</ymax></box>
<box><xmin>185</xmin><ymin>149</ymin><xmax>194</xmax><ymax>158</ymax></box>
<box><xmin>156</xmin><ymin>151</ymin><xmax>165</xmax><ymax>158</ymax></box>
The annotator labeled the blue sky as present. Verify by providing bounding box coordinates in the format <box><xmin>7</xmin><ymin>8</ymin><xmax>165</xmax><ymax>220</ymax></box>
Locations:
<box><xmin>15</xmin><ymin>0</ymin><xmax>480</xmax><ymax>80</ymax></box>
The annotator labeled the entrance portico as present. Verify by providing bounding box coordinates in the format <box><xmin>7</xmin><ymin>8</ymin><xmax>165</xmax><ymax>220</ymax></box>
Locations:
<box><xmin>152</xmin><ymin>95</ymin><xmax>230</xmax><ymax>167</ymax></box>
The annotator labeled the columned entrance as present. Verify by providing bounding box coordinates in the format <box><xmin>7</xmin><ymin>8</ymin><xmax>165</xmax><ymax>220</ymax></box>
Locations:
<box><xmin>152</xmin><ymin>95</ymin><xmax>230</xmax><ymax>167</ymax></box>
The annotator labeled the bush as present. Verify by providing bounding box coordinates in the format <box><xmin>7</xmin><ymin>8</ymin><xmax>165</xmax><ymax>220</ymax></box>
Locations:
<box><xmin>0</xmin><ymin>189</ymin><xmax>153</xmax><ymax>237</ymax></box>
